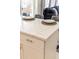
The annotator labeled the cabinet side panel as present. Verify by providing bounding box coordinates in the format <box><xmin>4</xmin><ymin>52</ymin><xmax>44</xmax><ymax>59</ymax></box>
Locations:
<box><xmin>45</xmin><ymin>30</ymin><xmax>59</xmax><ymax>59</ymax></box>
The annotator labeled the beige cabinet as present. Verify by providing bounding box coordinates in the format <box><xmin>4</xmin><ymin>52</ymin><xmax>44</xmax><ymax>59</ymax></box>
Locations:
<box><xmin>20</xmin><ymin>30</ymin><xmax>58</xmax><ymax>59</ymax></box>
<box><xmin>20</xmin><ymin>19</ymin><xmax>59</xmax><ymax>59</ymax></box>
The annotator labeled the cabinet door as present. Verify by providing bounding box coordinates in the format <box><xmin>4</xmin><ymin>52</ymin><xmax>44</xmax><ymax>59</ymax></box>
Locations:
<box><xmin>20</xmin><ymin>43</ymin><xmax>24</xmax><ymax>59</ymax></box>
<box><xmin>23</xmin><ymin>45</ymin><xmax>44</xmax><ymax>59</ymax></box>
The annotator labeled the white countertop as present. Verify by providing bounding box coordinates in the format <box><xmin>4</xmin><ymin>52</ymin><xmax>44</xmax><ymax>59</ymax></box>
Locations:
<box><xmin>20</xmin><ymin>18</ymin><xmax>59</xmax><ymax>41</ymax></box>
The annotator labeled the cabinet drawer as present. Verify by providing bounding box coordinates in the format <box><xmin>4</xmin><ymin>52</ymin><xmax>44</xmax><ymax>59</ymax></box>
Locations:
<box><xmin>20</xmin><ymin>33</ymin><xmax>44</xmax><ymax>49</ymax></box>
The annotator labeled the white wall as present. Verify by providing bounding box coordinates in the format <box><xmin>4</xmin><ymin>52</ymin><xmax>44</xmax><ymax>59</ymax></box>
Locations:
<box><xmin>50</xmin><ymin>0</ymin><xmax>56</xmax><ymax>7</ymax></box>
<box><xmin>21</xmin><ymin>0</ymin><xmax>42</xmax><ymax>15</ymax></box>
<box><xmin>34</xmin><ymin>0</ymin><xmax>42</xmax><ymax>15</ymax></box>
<box><xmin>21</xmin><ymin>0</ymin><xmax>59</xmax><ymax>16</ymax></box>
<box><xmin>34</xmin><ymin>0</ymin><xmax>40</xmax><ymax>14</ymax></box>
<box><xmin>45</xmin><ymin>0</ymin><xmax>59</xmax><ymax>8</ymax></box>
<box><xmin>21</xmin><ymin>0</ymin><xmax>32</xmax><ymax>8</ymax></box>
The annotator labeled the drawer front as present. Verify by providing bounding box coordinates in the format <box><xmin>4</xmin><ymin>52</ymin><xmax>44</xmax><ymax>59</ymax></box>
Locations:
<box><xmin>20</xmin><ymin>33</ymin><xmax>44</xmax><ymax>49</ymax></box>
